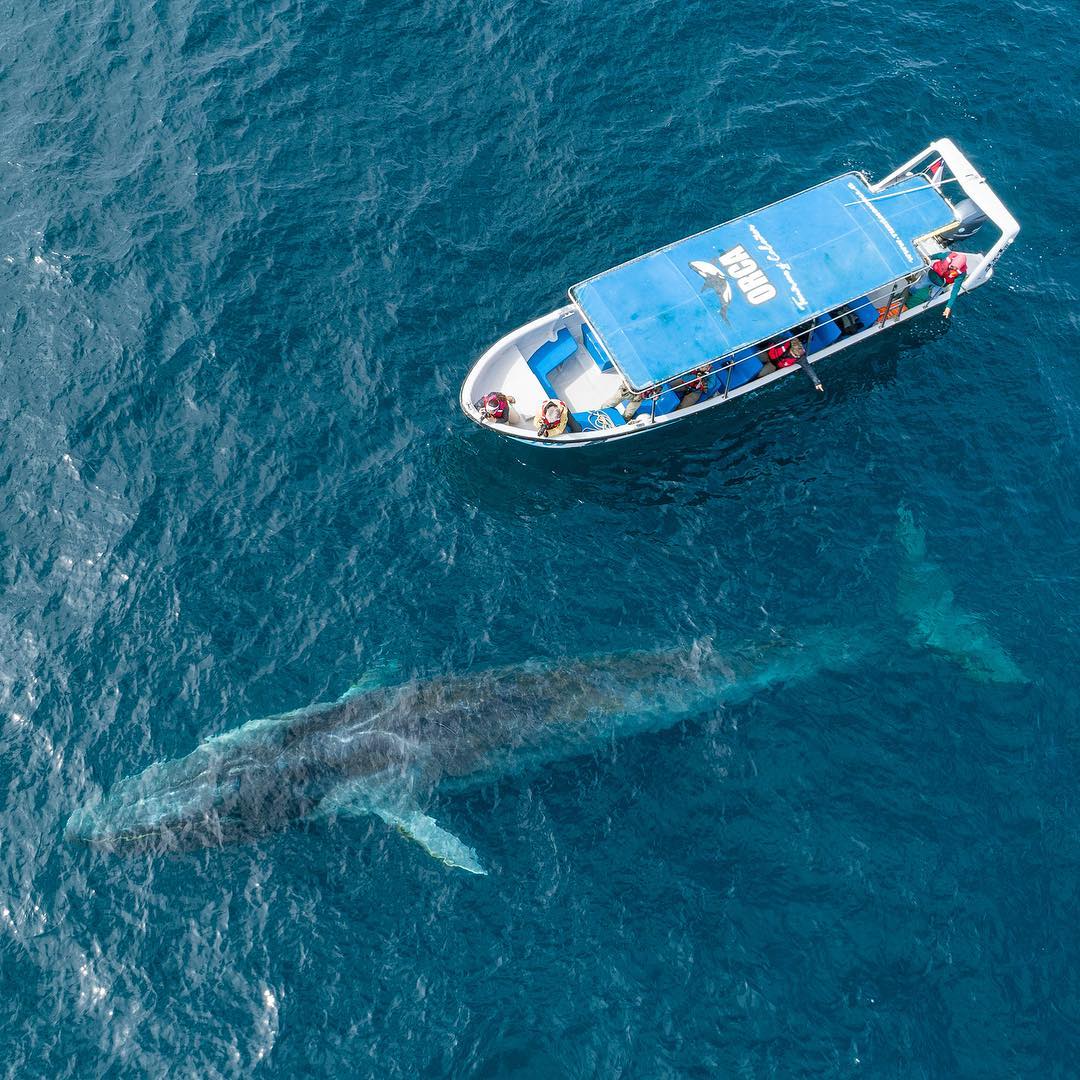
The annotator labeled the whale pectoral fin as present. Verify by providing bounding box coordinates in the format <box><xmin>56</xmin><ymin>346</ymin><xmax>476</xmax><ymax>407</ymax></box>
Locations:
<box><xmin>371</xmin><ymin>806</ymin><xmax>487</xmax><ymax>876</ymax></box>
<box><xmin>317</xmin><ymin>778</ymin><xmax>486</xmax><ymax>876</ymax></box>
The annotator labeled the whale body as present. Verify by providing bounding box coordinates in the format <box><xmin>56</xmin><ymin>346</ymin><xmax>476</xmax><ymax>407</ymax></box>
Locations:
<box><xmin>66</xmin><ymin>634</ymin><xmax>854</xmax><ymax>874</ymax></box>
<box><xmin>67</xmin><ymin>509</ymin><xmax>1027</xmax><ymax>874</ymax></box>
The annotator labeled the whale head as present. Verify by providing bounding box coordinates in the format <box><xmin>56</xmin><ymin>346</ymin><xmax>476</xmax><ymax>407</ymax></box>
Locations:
<box><xmin>66</xmin><ymin>696</ymin><xmax>421</xmax><ymax>853</ymax></box>
<box><xmin>65</xmin><ymin>747</ymin><xmax>267</xmax><ymax>852</ymax></box>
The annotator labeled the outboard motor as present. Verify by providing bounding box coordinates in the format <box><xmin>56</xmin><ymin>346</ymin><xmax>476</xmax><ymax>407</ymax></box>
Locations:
<box><xmin>939</xmin><ymin>197</ymin><xmax>988</xmax><ymax>241</ymax></box>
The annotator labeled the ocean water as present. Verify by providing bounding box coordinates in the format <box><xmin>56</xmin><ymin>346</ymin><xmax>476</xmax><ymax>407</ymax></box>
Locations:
<box><xmin>1</xmin><ymin>0</ymin><xmax>1078</xmax><ymax>1074</ymax></box>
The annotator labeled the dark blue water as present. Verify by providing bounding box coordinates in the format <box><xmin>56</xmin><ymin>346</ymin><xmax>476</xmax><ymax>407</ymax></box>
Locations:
<box><xmin>2</xmin><ymin>0</ymin><xmax>1078</xmax><ymax>1074</ymax></box>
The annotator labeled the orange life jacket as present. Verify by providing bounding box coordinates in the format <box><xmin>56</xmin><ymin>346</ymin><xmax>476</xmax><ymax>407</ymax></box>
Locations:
<box><xmin>877</xmin><ymin>298</ymin><xmax>906</xmax><ymax>321</ymax></box>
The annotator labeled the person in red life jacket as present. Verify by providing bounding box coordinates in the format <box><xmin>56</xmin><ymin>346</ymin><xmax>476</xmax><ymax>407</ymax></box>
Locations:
<box><xmin>766</xmin><ymin>335</ymin><xmax>806</xmax><ymax>370</ymax></box>
<box><xmin>619</xmin><ymin>383</ymin><xmax>663</xmax><ymax>420</ymax></box>
<box><xmin>478</xmin><ymin>390</ymin><xmax>514</xmax><ymax>424</ymax></box>
<box><xmin>676</xmin><ymin>366</ymin><xmax>713</xmax><ymax>410</ymax></box>
<box><xmin>928</xmin><ymin>251</ymin><xmax>968</xmax><ymax>319</ymax></box>
<box><xmin>479</xmin><ymin>390</ymin><xmax>524</xmax><ymax>426</ymax></box>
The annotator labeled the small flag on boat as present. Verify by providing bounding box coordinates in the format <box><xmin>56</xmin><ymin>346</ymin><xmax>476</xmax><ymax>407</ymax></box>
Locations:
<box><xmin>927</xmin><ymin>157</ymin><xmax>944</xmax><ymax>189</ymax></box>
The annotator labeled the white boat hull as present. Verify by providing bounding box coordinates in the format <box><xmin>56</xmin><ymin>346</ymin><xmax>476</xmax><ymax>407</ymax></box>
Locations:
<box><xmin>459</xmin><ymin>139</ymin><xmax>1017</xmax><ymax>450</ymax></box>
<box><xmin>461</xmin><ymin>282</ymin><xmax>975</xmax><ymax>449</ymax></box>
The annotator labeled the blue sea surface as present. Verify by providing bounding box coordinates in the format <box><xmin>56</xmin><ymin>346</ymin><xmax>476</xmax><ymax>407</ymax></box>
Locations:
<box><xmin>1</xmin><ymin>0</ymin><xmax>1078</xmax><ymax>1075</ymax></box>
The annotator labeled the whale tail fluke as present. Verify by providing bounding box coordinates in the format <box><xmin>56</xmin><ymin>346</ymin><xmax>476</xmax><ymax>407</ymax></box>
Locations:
<box><xmin>896</xmin><ymin>505</ymin><xmax>1028</xmax><ymax>684</ymax></box>
<box><xmin>896</xmin><ymin>504</ymin><xmax>927</xmax><ymax>561</ymax></box>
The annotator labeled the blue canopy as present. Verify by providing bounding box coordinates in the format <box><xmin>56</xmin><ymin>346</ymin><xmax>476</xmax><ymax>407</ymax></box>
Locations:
<box><xmin>570</xmin><ymin>174</ymin><xmax>955</xmax><ymax>390</ymax></box>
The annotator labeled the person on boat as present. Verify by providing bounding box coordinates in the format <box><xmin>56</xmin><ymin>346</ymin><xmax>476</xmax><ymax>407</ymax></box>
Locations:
<box><xmin>479</xmin><ymin>390</ymin><xmax>517</xmax><ymax>425</ymax></box>
<box><xmin>676</xmin><ymin>367</ymin><xmax>713</xmax><ymax>410</ymax></box>
<box><xmin>757</xmin><ymin>335</ymin><xmax>806</xmax><ymax>376</ymax></box>
<box><xmin>603</xmin><ymin>382</ymin><xmax>659</xmax><ymax>420</ymax></box>
<box><xmin>928</xmin><ymin>251</ymin><xmax>968</xmax><ymax>318</ymax></box>
<box><xmin>535</xmin><ymin>398</ymin><xmax>570</xmax><ymax>437</ymax></box>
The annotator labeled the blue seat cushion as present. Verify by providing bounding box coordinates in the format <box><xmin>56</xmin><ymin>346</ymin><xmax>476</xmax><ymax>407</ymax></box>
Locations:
<box><xmin>581</xmin><ymin>322</ymin><xmax>614</xmax><ymax>372</ymax></box>
<box><xmin>637</xmin><ymin>388</ymin><xmax>680</xmax><ymax>417</ymax></box>
<box><xmin>807</xmin><ymin>317</ymin><xmax>842</xmax><ymax>353</ymax></box>
<box><xmin>716</xmin><ymin>347</ymin><xmax>764</xmax><ymax>392</ymax></box>
<box><xmin>528</xmin><ymin>328</ymin><xmax>579</xmax><ymax>398</ymax></box>
<box><xmin>571</xmin><ymin>407</ymin><xmax>627</xmax><ymax>432</ymax></box>
<box><xmin>849</xmin><ymin>296</ymin><xmax>879</xmax><ymax>330</ymax></box>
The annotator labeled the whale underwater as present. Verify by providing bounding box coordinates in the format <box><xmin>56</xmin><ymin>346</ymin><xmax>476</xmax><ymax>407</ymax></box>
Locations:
<box><xmin>67</xmin><ymin>510</ymin><xmax>1027</xmax><ymax>874</ymax></box>
<box><xmin>67</xmin><ymin>635</ymin><xmax>850</xmax><ymax>874</ymax></box>
<box><xmin>896</xmin><ymin>506</ymin><xmax>1027</xmax><ymax>684</ymax></box>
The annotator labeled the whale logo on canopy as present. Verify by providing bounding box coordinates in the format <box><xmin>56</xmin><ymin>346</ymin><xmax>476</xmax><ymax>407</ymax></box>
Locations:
<box><xmin>688</xmin><ymin>259</ymin><xmax>734</xmax><ymax>322</ymax></box>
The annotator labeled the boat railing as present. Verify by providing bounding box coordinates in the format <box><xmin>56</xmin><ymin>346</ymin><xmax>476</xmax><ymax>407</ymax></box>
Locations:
<box><xmin>637</xmin><ymin>340</ymin><xmax>775</xmax><ymax>419</ymax></box>
<box><xmin>637</xmin><ymin>281</ymin><xmax>927</xmax><ymax>417</ymax></box>
<box><xmin>640</xmin><ymin>332</ymin><xmax>814</xmax><ymax>416</ymax></box>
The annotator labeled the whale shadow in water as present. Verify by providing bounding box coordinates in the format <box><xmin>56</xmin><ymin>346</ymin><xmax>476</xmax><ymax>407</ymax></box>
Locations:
<box><xmin>896</xmin><ymin>504</ymin><xmax>1027</xmax><ymax>684</ymax></box>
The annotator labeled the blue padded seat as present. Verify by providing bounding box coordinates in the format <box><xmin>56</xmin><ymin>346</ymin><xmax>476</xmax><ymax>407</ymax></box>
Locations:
<box><xmin>581</xmin><ymin>322</ymin><xmax>614</xmax><ymax>372</ymax></box>
<box><xmin>684</xmin><ymin>369</ymin><xmax>723</xmax><ymax>400</ymax></box>
<box><xmin>807</xmin><ymin>317</ymin><xmax>842</xmax><ymax>354</ymax></box>
<box><xmin>636</xmin><ymin>388</ymin><xmax>681</xmax><ymax>418</ymax></box>
<box><xmin>716</xmin><ymin>347</ymin><xmax>764</xmax><ymax>393</ymax></box>
<box><xmin>528</xmin><ymin>328</ymin><xmax>579</xmax><ymax>399</ymax></box>
<box><xmin>849</xmin><ymin>296</ymin><xmax>879</xmax><ymax>330</ymax></box>
<box><xmin>571</xmin><ymin>407</ymin><xmax>627</xmax><ymax>432</ymax></box>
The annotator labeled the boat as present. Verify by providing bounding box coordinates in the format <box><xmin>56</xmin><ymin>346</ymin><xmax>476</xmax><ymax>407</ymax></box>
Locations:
<box><xmin>459</xmin><ymin>138</ymin><xmax>1018</xmax><ymax>447</ymax></box>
